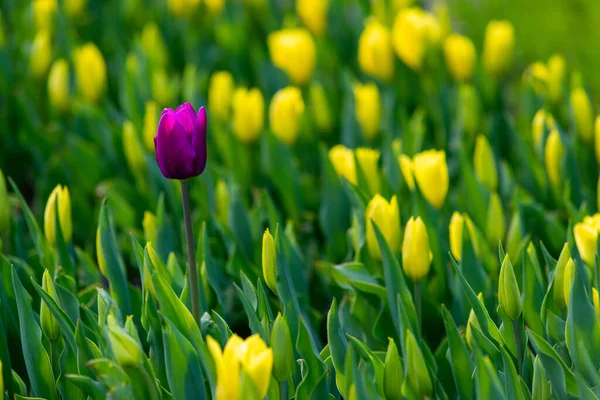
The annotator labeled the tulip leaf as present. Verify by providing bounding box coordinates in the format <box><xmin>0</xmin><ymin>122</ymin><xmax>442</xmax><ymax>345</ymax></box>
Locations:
<box><xmin>296</xmin><ymin>316</ymin><xmax>327</xmax><ymax>400</ymax></box>
<box><xmin>326</xmin><ymin>299</ymin><xmax>347</xmax><ymax>382</ymax></box>
<box><xmin>330</xmin><ymin>262</ymin><xmax>387</xmax><ymax>298</ymax></box>
<box><xmin>475</xmin><ymin>352</ymin><xmax>505</xmax><ymax>400</ymax></box>
<box><xmin>64</xmin><ymin>374</ymin><xmax>107</xmax><ymax>400</ymax></box>
<box><xmin>228</xmin><ymin>185</ymin><xmax>254</xmax><ymax>261</ymax></box>
<box><xmin>441</xmin><ymin>306</ymin><xmax>474</xmax><ymax>399</ymax></box>
<box><xmin>234</xmin><ymin>282</ymin><xmax>267</xmax><ymax>340</ymax></box>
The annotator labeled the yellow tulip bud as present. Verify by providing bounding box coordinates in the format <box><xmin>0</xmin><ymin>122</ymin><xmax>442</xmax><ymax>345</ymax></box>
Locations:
<box><xmin>393</xmin><ymin>0</ymin><xmax>415</xmax><ymax>11</ymax></box>
<box><xmin>74</xmin><ymin>43</ymin><xmax>107</xmax><ymax>103</ymax></box>
<box><xmin>574</xmin><ymin>221</ymin><xmax>598</xmax><ymax>267</ymax></box>
<box><xmin>33</xmin><ymin>0</ymin><xmax>57</xmax><ymax>31</ymax></box>
<box><xmin>64</xmin><ymin>0</ymin><xmax>87</xmax><ymax>19</ymax></box>
<box><xmin>506</xmin><ymin>212</ymin><xmax>522</xmax><ymax>262</ymax></box>
<box><xmin>413</xmin><ymin>149</ymin><xmax>448</xmax><ymax>209</ymax></box>
<box><xmin>365</xmin><ymin>194</ymin><xmax>400</xmax><ymax>260</ymax></box>
<box><xmin>140</xmin><ymin>23</ymin><xmax>168</xmax><ymax>68</ymax></box>
<box><xmin>473</xmin><ymin>134</ymin><xmax>497</xmax><ymax>192</ymax></box>
<box><xmin>563</xmin><ymin>258</ymin><xmax>575</xmax><ymax>305</ymax></box>
<box><xmin>358</xmin><ymin>18</ymin><xmax>395</xmax><ymax>82</ymax></box>
<box><xmin>449</xmin><ymin>211</ymin><xmax>464</xmax><ymax>261</ymax></box>
<box><xmin>458</xmin><ymin>84</ymin><xmax>481</xmax><ymax>137</ymax></box>
<box><xmin>271</xmin><ymin>313</ymin><xmax>293</xmax><ymax>382</ymax></box>
<box><xmin>167</xmin><ymin>0</ymin><xmax>200</xmax><ymax>17</ymax></box>
<box><xmin>40</xmin><ymin>269</ymin><xmax>61</xmax><ymax>341</ymax></box>
<box><xmin>209</xmin><ymin>71</ymin><xmax>235</xmax><ymax>122</ymax></box>
<box><xmin>398</xmin><ymin>154</ymin><xmax>415</xmax><ymax>190</ymax></box>
<box><xmin>547</xmin><ymin>54</ymin><xmax>566</xmax><ymax>104</ymax></box>
<box><xmin>465</xmin><ymin>292</ymin><xmax>485</xmax><ymax>348</ymax></box>
<box><xmin>205</xmin><ymin>0</ymin><xmax>225</xmax><ymax>15</ymax></box>
<box><xmin>262</xmin><ymin>228</ymin><xmax>277</xmax><ymax>294</ymax></box>
<box><xmin>570</xmin><ymin>87</ymin><xmax>594</xmax><ymax>142</ymax></box>
<box><xmin>383</xmin><ymin>338</ymin><xmax>403</xmax><ymax>400</ymax></box>
<box><xmin>486</xmin><ymin>192</ymin><xmax>505</xmax><ymax>246</ymax></box>
<box><xmin>269</xmin><ymin>86</ymin><xmax>305</xmax><ymax>146</ymax></box>
<box><xmin>353</xmin><ymin>82</ymin><xmax>381</xmax><ymax>141</ymax></box>
<box><xmin>216</xmin><ymin>180</ymin><xmax>229</xmax><ymax>226</ymax></box>
<box><xmin>309</xmin><ymin>82</ymin><xmax>333</xmax><ymax>133</ymax></box>
<box><xmin>296</xmin><ymin>0</ymin><xmax>328</xmax><ymax>37</ymax></box>
<box><xmin>544</xmin><ymin>129</ymin><xmax>565</xmax><ymax>189</ymax></box>
<box><xmin>107</xmin><ymin>314</ymin><xmax>144</xmax><ymax>367</ymax></box>
<box><xmin>482</xmin><ymin>20</ymin><xmax>514</xmax><ymax>77</ymax></box>
<box><xmin>0</xmin><ymin>169</ymin><xmax>8</xmax><ymax>233</ymax></box>
<box><xmin>526</xmin><ymin>62</ymin><xmax>548</xmax><ymax>96</ymax></box>
<box><xmin>47</xmin><ymin>59</ymin><xmax>70</xmax><ymax>112</ymax></box>
<box><xmin>595</xmin><ymin>116</ymin><xmax>600</xmax><ymax>165</ymax></box>
<box><xmin>355</xmin><ymin>148</ymin><xmax>381</xmax><ymax>195</ymax></box>
<box><xmin>531</xmin><ymin>109</ymin><xmax>556</xmax><ymax>150</ymax></box>
<box><xmin>392</xmin><ymin>7</ymin><xmax>441</xmax><ymax>71</ymax></box>
<box><xmin>143</xmin><ymin>101</ymin><xmax>159</xmax><ymax>152</ymax></box>
<box><xmin>232</xmin><ymin>87</ymin><xmax>265</xmax><ymax>143</ymax></box>
<box><xmin>268</xmin><ymin>29</ymin><xmax>316</xmax><ymax>86</ymax></box>
<box><xmin>329</xmin><ymin>144</ymin><xmax>356</xmax><ymax>184</ymax></box>
<box><xmin>152</xmin><ymin>69</ymin><xmax>180</xmax><ymax>108</ymax></box>
<box><xmin>498</xmin><ymin>254</ymin><xmax>522</xmax><ymax>320</ymax></box>
<box><xmin>404</xmin><ymin>329</ymin><xmax>432</xmax><ymax>398</ymax></box>
<box><xmin>30</xmin><ymin>30</ymin><xmax>53</xmax><ymax>79</ymax></box>
<box><xmin>43</xmin><ymin>184</ymin><xmax>72</xmax><ymax>246</ymax></box>
<box><xmin>402</xmin><ymin>216</ymin><xmax>432</xmax><ymax>281</ymax></box>
<box><xmin>593</xmin><ymin>287</ymin><xmax>600</xmax><ymax>315</ymax></box>
<box><xmin>443</xmin><ymin>33</ymin><xmax>476</xmax><ymax>81</ymax></box>
<box><xmin>123</xmin><ymin>121</ymin><xmax>146</xmax><ymax>176</ymax></box>
<box><xmin>553</xmin><ymin>243</ymin><xmax>570</xmax><ymax>309</ymax></box>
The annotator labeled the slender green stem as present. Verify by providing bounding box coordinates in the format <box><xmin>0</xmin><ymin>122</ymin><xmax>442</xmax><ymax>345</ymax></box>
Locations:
<box><xmin>279</xmin><ymin>380</ymin><xmax>287</xmax><ymax>400</ymax></box>
<box><xmin>414</xmin><ymin>282</ymin><xmax>422</xmax><ymax>333</ymax></box>
<box><xmin>512</xmin><ymin>319</ymin><xmax>522</xmax><ymax>372</ymax></box>
<box><xmin>181</xmin><ymin>180</ymin><xmax>201</xmax><ymax>324</ymax></box>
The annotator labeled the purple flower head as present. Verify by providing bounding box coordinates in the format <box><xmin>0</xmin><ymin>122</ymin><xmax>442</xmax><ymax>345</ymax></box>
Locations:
<box><xmin>154</xmin><ymin>103</ymin><xmax>207</xmax><ymax>180</ymax></box>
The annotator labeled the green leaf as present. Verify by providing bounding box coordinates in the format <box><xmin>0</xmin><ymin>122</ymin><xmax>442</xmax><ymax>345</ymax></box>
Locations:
<box><xmin>296</xmin><ymin>317</ymin><xmax>327</xmax><ymax>400</ymax></box>
<box><xmin>327</xmin><ymin>298</ymin><xmax>348</xmax><ymax>385</ymax></box>
<box><xmin>64</xmin><ymin>375</ymin><xmax>107</xmax><ymax>400</ymax></box>
<box><xmin>501</xmin><ymin>347</ymin><xmax>523</xmax><ymax>400</ymax></box>
<box><xmin>475</xmin><ymin>352</ymin><xmax>504</xmax><ymax>400</ymax></box>
<box><xmin>440</xmin><ymin>306</ymin><xmax>474</xmax><ymax>399</ymax></box>
<box><xmin>330</xmin><ymin>262</ymin><xmax>387</xmax><ymax>298</ymax></box>
<box><xmin>234</xmin><ymin>282</ymin><xmax>267</xmax><ymax>340</ymax></box>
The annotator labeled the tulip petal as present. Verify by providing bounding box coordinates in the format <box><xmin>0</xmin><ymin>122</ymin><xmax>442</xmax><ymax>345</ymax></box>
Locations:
<box><xmin>192</xmin><ymin>106</ymin><xmax>208</xmax><ymax>176</ymax></box>
<box><xmin>175</xmin><ymin>102</ymin><xmax>199</xmax><ymax>136</ymax></box>
<box><xmin>155</xmin><ymin>110</ymin><xmax>195</xmax><ymax>179</ymax></box>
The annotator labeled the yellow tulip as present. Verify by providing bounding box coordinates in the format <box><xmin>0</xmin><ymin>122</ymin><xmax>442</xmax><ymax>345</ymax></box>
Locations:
<box><xmin>413</xmin><ymin>149</ymin><xmax>448</xmax><ymax>209</ymax></box>
<box><xmin>353</xmin><ymin>82</ymin><xmax>381</xmax><ymax>141</ymax></box>
<box><xmin>269</xmin><ymin>86</ymin><xmax>305</xmax><ymax>146</ymax></box>
<box><xmin>482</xmin><ymin>20</ymin><xmax>514</xmax><ymax>77</ymax></box>
<box><xmin>544</xmin><ymin>129</ymin><xmax>564</xmax><ymax>189</ymax></box>
<box><xmin>33</xmin><ymin>0</ymin><xmax>57</xmax><ymax>31</ymax></box>
<box><xmin>64</xmin><ymin>0</ymin><xmax>87</xmax><ymax>19</ymax></box>
<box><xmin>329</xmin><ymin>144</ymin><xmax>356</xmax><ymax>184</ymax></box>
<box><xmin>143</xmin><ymin>101</ymin><xmax>159</xmax><ymax>152</ymax></box>
<box><xmin>355</xmin><ymin>148</ymin><xmax>381</xmax><ymax>195</ymax></box>
<box><xmin>140</xmin><ymin>23</ymin><xmax>168</xmax><ymax>68</ymax></box>
<box><xmin>365</xmin><ymin>194</ymin><xmax>400</xmax><ymax>260</ymax></box>
<box><xmin>553</xmin><ymin>243</ymin><xmax>570</xmax><ymax>309</ymax></box>
<box><xmin>208</xmin><ymin>334</ymin><xmax>273</xmax><ymax>400</ymax></box>
<box><xmin>473</xmin><ymin>134</ymin><xmax>497</xmax><ymax>192</ymax></box>
<box><xmin>443</xmin><ymin>33</ymin><xmax>476</xmax><ymax>81</ymax></box>
<box><xmin>358</xmin><ymin>18</ymin><xmax>395</xmax><ymax>82</ymax></box>
<box><xmin>563</xmin><ymin>258</ymin><xmax>575</xmax><ymax>305</ymax></box>
<box><xmin>232</xmin><ymin>88</ymin><xmax>265</xmax><ymax>143</ymax></box>
<box><xmin>398</xmin><ymin>154</ymin><xmax>415</xmax><ymax>190</ymax></box>
<box><xmin>205</xmin><ymin>0</ymin><xmax>225</xmax><ymax>15</ymax></box>
<box><xmin>30</xmin><ymin>30</ymin><xmax>52</xmax><ymax>79</ymax></box>
<box><xmin>531</xmin><ymin>109</ymin><xmax>556</xmax><ymax>149</ymax></box>
<box><xmin>43</xmin><ymin>184</ymin><xmax>72</xmax><ymax>246</ymax></box>
<box><xmin>465</xmin><ymin>292</ymin><xmax>484</xmax><ymax>348</ymax></box>
<box><xmin>297</xmin><ymin>0</ymin><xmax>328</xmax><ymax>37</ymax></box>
<box><xmin>526</xmin><ymin>62</ymin><xmax>548</xmax><ymax>96</ymax></box>
<box><xmin>40</xmin><ymin>269</ymin><xmax>61</xmax><ymax>340</ymax></box>
<box><xmin>574</xmin><ymin>221</ymin><xmax>598</xmax><ymax>267</ymax></box>
<box><xmin>74</xmin><ymin>43</ymin><xmax>107</xmax><ymax>103</ymax></box>
<box><xmin>393</xmin><ymin>0</ymin><xmax>415</xmax><ymax>11</ymax></box>
<box><xmin>449</xmin><ymin>211</ymin><xmax>464</xmax><ymax>261</ymax></box>
<box><xmin>47</xmin><ymin>58</ymin><xmax>70</xmax><ymax>112</ymax></box>
<box><xmin>167</xmin><ymin>0</ymin><xmax>200</xmax><ymax>17</ymax></box>
<box><xmin>402</xmin><ymin>216</ymin><xmax>432</xmax><ymax>281</ymax></box>
<box><xmin>547</xmin><ymin>54</ymin><xmax>566</xmax><ymax>104</ymax></box>
<box><xmin>570</xmin><ymin>87</ymin><xmax>594</xmax><ymax>142</ymax></box>
<box><xmin>392</xmin><ymin>7</ymin><xmax>440</xmax><ymax>71</ymax></box>
<box><xmin>262</xmin><ymin>228</ymin><xmax>277</xmax><ymax>294</ymax></box>
<box><xmin>209</xmin><ymin>71</ymin><xmax>235</xmax><ymax>122</ymax></box>
<box><xmin>268</xmin><ymin>29</ymin><xmax>316</xmax><ymax>86</ymax></box>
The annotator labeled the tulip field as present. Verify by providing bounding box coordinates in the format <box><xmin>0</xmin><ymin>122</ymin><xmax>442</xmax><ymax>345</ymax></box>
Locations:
<box><xmin>4</xmin><ymin>0</ymin><xmax>600</xmax><ymax>399</ymax></box>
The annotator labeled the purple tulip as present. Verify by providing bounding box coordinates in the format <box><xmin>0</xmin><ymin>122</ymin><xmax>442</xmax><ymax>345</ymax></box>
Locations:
<box><xmin>154</xmin><ymin>103</ymin><xmax>207</xmax><ymax>180</ymax></box>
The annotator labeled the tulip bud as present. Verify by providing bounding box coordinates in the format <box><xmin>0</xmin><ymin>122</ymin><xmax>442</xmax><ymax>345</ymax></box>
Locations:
<box><xmin>413</xmin><ymin>149</ymin><xmax>449</xmax><ymax>209</ymax></box>
<box><xmin>124</xmin><ymin>315</ymin><xmax>140</xmax><ymax>343</ymax></box>
<box><xmin>140</xmin><ymin>23</ymin><xmax>167</xmax><ymax>68</ymax></box>
<box><xmin>531</xmin><ymin>109</ymin><xmax>556</xmax><ymax>150</ymax></box>
<box><xmin>329</xmin><ymin>145</ymin><xmax>357</xmax><ymax>185</ymax></box>
<box><xmin>215</xmin><ymin>180</ymin><xmax>229</xmax><ymax>226</ymax></box>
<box><xmin>269</xmin><ymin>87</ymin><xmax>305</xmax><ymax>146</ymax></box>
<box><xmin>443</xmin><ymin>33</ymin><xmax>476</xmax><ymax>81</ymax></box>
<box><xmin>152</xmin><ymin>69</ymin><xmax>180</xmax><ymax>108</ymax></box>
<box><xmin>271</xmin><ymin>313</ymin><xmax>293</xmax><ymax>382</ymax></box>
<box><xmin>30</xmin><ymin>30</ymin><xmax>52</xmax><ymax>79</ymax></box>
<box><xmin>458</xmin><ymin>84</ymin><xmax>481</xmax><ymax>137</ymax></box>
<box><xmin>392</xmin><ymin>7</ymin><xmax>441</xmax><ymax>71</ymax></box>
<box><xmin>570</xmin><ymin>87</ymin><xmax>593</xmax><ymax>142</ymax></box>
<box><xmin>40</xmin><ymin>269</ymin><xmax>61</xmax><ymax>341</ymax></box>
<box><xmin>465</xmin><ymin>307</ymin><xmax>479</xmax><ymax>348</ymax></box>
<box><xmin>482</xmin><ymin>20</ymin><xmax>514</xmax><ymax>77</ymax></box>
<box><xmin>486</xmin><ymin>193</ymin><xmax>505</xmax><ymax>247</ymax></box>
<box><xmin>574</xmin><ymin>221</ymin><xmax>598</xmax><ymax>267</ymax></box>
<box><xmin>473</xmin><ymin>134</ymin><xmax>498</xmax><ymax>192</ymax></box>
<box><xmin>262</xmin><ymin>228</ymin><xmax>277</xmax><ymax>294</ymax></box>
<box><xmin>167</xmin><ymin>0</ymin><xmax>199</xmax><ymax>17</ymax></box>
<box><xmin>398</xmin><ymin>154</ymin><xmax>415</xmax><ymax>190</ymax></box>
<box><xmin>353</xmin><ymin>83</ymin><xmax>381</xmax><ymax>141</ymax></box>
<box><xmin>64</xmin><ymin>0</ymin><xmax>87</xmax><ymax>19</ymax></box>
<box><xmin>268</xmin><ymin>29</ymin><xmax>316</xmax><ymax>86</ymax></box>
<box><xmin>547</xmin><ymin>54</ymin><xmax>565</xmax><ymax>104</ymax></box>
<box><xmin>365</xmin><ymin>194</ymin><xmax>400</xmax><ymax>259</ymax></box>
<box><xmin>404</xmin><ymin>329</ymin><xmax>432</xmax><ymax>398</ymax></box>
<box><xmin>297</xmin><ymin>0</ymin><xmax>328</xmax><ymax>37</ymax></box>
<box><xmin>595</xmin><ymin>116</ymin><xmax>600</xmax><ymax>165</ymax></box>
<box><xmin>123</xmin><ymin>121</ymin><xmax>147</xmax><ymax>176</ymax></box>
<box><xmin>43</xmin><ymin>184</ymin><xmax>72</xmax><ymax>246</ymax></box>
<box><xmin>33</xmin><ymin>0</ymin><xmax>57</xmax><ymax>31</ymax></box>
<box><xmin>309</xmin><ymin>82</ymin><xmax>333</xmax><ymax>133</ymax></box>
<box><xmin>383</xmin><ymin>338</ymin><xmax>403</xmax><ymax>400</ymax></box>
<box><xmin>142</xmin><ymin>101</ymin><xmax>159</xmax><ymax>152</ymax></box>
<box><xmin>525</xmin><ymin>62</ymin><xmax>548</xmax><ymax>96</ymax></box>
<box><xmin>355</xmin><ymin>148</ymin><xmax>381</xmax><ymax>195</ymax></box>
<box><xmin>563</xmin><ymin>258</ymin><xmax>575</xmax><ymax>305</ymax></box>
<box><xmin>544</xmin><ymin>129</ymin><xmax>565</xmax><ymax>189</ymax></box>
<box><xmin>232</xmin><ymin>87</ymin><xmax>265</xmax><ymax>143</ymax></box>
<box><xmin>449</xmin><ymin>211</ymin><xmax>464</xmax><ymax>261</ymax></box>
<box><xmin>208</xmin><ymin>71</ymin><xmax>235</xmax><ymax>122</ymax></box>
<box><xmin>402</xmin><ymin>216</ymin><xmax>432</xmax><ymax>281</ymax></box>
<box><xmin>73</xmin><ymin>43</ymin><xmax>107</xmax><ymax>103</ymax></box>
<box><xmin>47</xmin><ymin>59</ymin><xmax>70</xmax><ymax>112</ymax></box>
<box><xmin>506</xmin><ymin>212</ymin><xmax>522</xmax><ymax>262</ymax></box>
<box><xmin>0</xmin><ymin>169</ymin><xmax>8</xmax><ymax>233</ymax></box>
<box><xmin>358</xmin><ymin>18</ymin><xmax>395</xmax><ymax>82</ymax></box>
<box><xmin>205</xmin><ymin>0</ymin><xmax>224</xmax><ymax>15</ymax></box>
<box><xmin>552</xmin><ymin>243</ymin><xmax>570</xmax><ymax>309</ymax></box>
<box><xmin>498</xmin><ymin>254</ymin><xmax>522</xmax><ymax>320</ymax></box>
<box><xmin>107</xmin><ymin>314</ymin><xmax>144</xmax><ymax>367</ymax></box>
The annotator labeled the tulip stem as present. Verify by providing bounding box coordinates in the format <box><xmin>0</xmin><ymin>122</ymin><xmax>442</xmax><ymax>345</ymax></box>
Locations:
<box><xmin>414</xmin><ymin>282</ymin><xmax>422</xmax><ymax>332</ymax></box>
<box><xmin>512</xmin><ymin>319</ymin><xmax>522</xmax><ymax>372</ymax></box>
<box><xmin>279</xmin><ymin>380</ymin><xmax>287</xmax><ymax>400</ymax></box>
<box><xmin>181</xmin><ymin>180</ymin><xmax>201</xmax><ymax>324</ymax></box>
